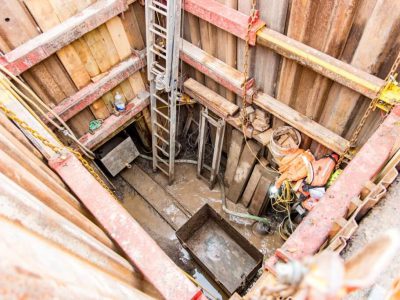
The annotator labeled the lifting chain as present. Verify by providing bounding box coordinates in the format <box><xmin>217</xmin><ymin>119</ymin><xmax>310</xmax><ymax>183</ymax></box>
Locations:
<box><xmin>240</xmin><ymin>0</ymin><xmax>258</xmax><ymax>126</ymax></box>
<box><xmin>0</xmin><ymin>102</ymin><xmax>119</xmax><ymax>201</ymax></box>
<box><xmin>336</xmin><ymin>50</ymin><xmax>400</xmax><ymax>169</ymax></box>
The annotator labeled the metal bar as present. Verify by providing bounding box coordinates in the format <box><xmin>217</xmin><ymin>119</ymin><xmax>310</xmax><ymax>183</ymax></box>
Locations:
<box><xmin>48</xmin><ymin>53</ymin><xmax>146</xmax><ymax>122</ymax></box>
<box><xmin>197</xmin><ymin>107</ymin><xmax>207</xmax><ymax>178</ymax></box>
<box><xmin>79</xmin><ymin>92</ymin><xmax>150</xmax><ymax>150</ymax></box>
<box><xmin>180</xmin><ymin>39</ymin><xmax>255</xmax><ymax>97</ymax></box>
<box><xmin>154</xmin><ymin>132</ymin><xmax>169</xmax><ymax>146</ymax></box>
<box><xmin>154</xmin><ymin>121</ymin><xmax>170</xmax><ymax>134</ymax></box>
<box><xmin>183</xmin><ymin>0</ymin><xmax>384</xmax><ymax>99</ymax></box>
<box><xmin>155</xmin><ymin>163</ymin><xmax>169</xmax><ymax>176</ymax></box>
<box><xmin>267</xmin><ymin>105</ymin><xmax>400</xmax><ymax>268</ymax></box>
<box><xmin>183</xmin><ymin>57</ymin><xmax>349</xmax><ymax>154</ymax></box>
<box><xmin>155</xmin><ymin>144</ymin><xmax>170</xmax><ymax>156</ymax></box>
<box><xmin>149</xmin><ymin>4</ymin><xmax>167</xmax><ymax>16</ymax></box>
<box><xmin>155</xmin><ymin>154</ymin><xmax>169</xmax><ymax>167</ymax></box>
<box><xmin>1</xmin><ymin>83</ymin><xmax>203</xmax><ymax>299</ymax></box>
<box><xmin>184</xmin><ymin>0</ymin><xmax>265</xmax><ymax>45</ymax></box>
<box><xmin>210</xmin><ymin>119</ymin><xmax>225</xmax><ymax>189</ymax></box>
<box><xmin>154</xmin><ymin>94</ymin><xmax>169</xmax><ymax>106</ymax></box>
<box><xmin>153</xmin><ymin>108</ymin><xmax>170</xmax><ymax>120</ymax></box>
<box><xmin>0</xmin><ymin>0</ymin><xmax>132</xmax><ymax>75</ymax></box>
<box><xmin>256</xmin><ymin>28</ymin><xmax>383</xmax><ymax>99</ymax></box>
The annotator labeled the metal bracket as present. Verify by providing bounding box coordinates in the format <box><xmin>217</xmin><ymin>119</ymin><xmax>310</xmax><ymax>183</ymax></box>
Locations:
<box><xmin>197</xmin><ymin>107</ymin><xmax>225</xmax><ymax>189</ymax></box>
<box><xmin>376</xmin><ymin>76</ymin><xmax>400</xmax><ymax>112</ymax></box>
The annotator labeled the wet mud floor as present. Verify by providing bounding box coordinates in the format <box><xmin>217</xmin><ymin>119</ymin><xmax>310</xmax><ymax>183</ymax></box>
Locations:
<box><xmin>112</xmin><ymin>159</ymin><xmax>284</xmax><ymax>299</ymax></box>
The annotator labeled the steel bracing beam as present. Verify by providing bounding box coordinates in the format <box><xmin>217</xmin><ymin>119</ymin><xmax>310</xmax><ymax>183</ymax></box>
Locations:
<box><xmin>0</xmin><ymin>81</ymin><xmax>204</xmax><ymax>300</ymax></box>
<box><xmin>184</xmin><ymin>0</ymin><xmax>265</xmax><ymax>45</ymax></box>
<box><xmin>265</xmin><ymin>105</ymin><xmax>400</xmax><ymax>270</ymax></box>
<box><xmin>0</xmin><ymin>0</ymin><xmax>137</xmax><ymax>76</ymax></box>
<box><xmin>47</xmin><ymin>52</ymin><xmax>146</xmax><ymax>122</ymax></box>
<box><xmin>184</xmin><ymin>0</ymin><xmax>385</xmax><ymax>100</ymax></box>
<box><xmin>181</xmin><ymin>40</ymin><xmax>349</xmax><ymax>154</ymax></box>
<box><xmin>79</xmin><ymin>91</ymin><xmax>150</xmax><ymax>150</ymax></box>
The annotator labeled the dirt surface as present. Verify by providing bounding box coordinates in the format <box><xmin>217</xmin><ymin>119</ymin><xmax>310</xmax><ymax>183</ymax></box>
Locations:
<box><xmin>136</xmin><ymin>158</ymin><xmax>284</xmax><ymax>257</ymax></box>
<box><xmin>343</xmin><ymin>176</ymin><xmax>400</xmax><ymax>299</ymax></box>
<box><xmin>112</xmin><ymin>159</ymin><xmax>285</xmax><ymax>299</ymax></box>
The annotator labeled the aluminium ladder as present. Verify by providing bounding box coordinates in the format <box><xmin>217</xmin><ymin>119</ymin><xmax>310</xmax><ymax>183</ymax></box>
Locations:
<box><xmin>145</xmin><ymin>0</ymin><xmax>182</xmax><ymax>184</ymax></box>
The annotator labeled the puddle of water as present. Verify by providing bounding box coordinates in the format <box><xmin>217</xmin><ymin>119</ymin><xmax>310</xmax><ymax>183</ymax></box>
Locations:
<box><xmin>192</xmin><ymin>268</ymin><xmax>225</xmax><ymax>300</ymax></box>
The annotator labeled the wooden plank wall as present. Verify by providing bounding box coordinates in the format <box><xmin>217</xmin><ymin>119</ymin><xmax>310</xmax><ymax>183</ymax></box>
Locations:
<box><xmin>0</xmin><ymin>111</ymin><xmax>160</xmax><ymax>297</ymax></box>
<box><xmin>186</xmin><ymin>0</ymin><xmax>400</xmax><ymax>157</ymax></box>
<box><xmin>0</xmin><ymin>0</ymin><xmax>151</xmax><ymax>143</ymax></box>
<box><xmin>1</xmin><ymin>0</ymin><xmax>399</xmax><ymax>155</ymax></box>
<box><xmin>275</xmin><ymin>0</ymin><xmax>400</xmax><ymax>156</ymax></box>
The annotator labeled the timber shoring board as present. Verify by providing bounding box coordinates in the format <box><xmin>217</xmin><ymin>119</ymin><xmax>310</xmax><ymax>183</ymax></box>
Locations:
<box><xmin>241</xmin><ymin>164</ymin><xmax>262</xmax><ymax>207</ymax></box>
<box><xmin>224</xmin><ymin>129</ymin><xmax>244</xmax><ymax>187</ymax></box>
<box><xmin>248</xmin><ymin>176</ymin><xmax>271</xmax><ymax>216</ymax></box>
<box><xmin>2</xmin><ymin>0</ymin><xmax>134</xmax><ymax>75</ymax></box>
<box><xmin>49</xmin><ymin>53</ymin><xmax>146</xmax><ymax>121</ymax></box>
<box><xmin>183</xmin><ymin>79</ymin><xmax>270</xmax><ymax>146</ymax></box>
<box><xmin>183</xmin><ymin>78</ymin><xmax>239</xmax><ymax>117</ymax></box>
<box><xmin>181</xmin><ymin>39</ymin><xmax>254</xmax><ymax>97</ymax></box>
<box><xmin>121</xmin><ymin>164</ymin><xmax>189</xmax><ymax>231</ymax></box>
<box><xmin>253</xmin><ymin>92</ymin><xmax>349</xmax><ymax>155</ymax></box>
<box><xmin>226</xmin><ymin>140</ymin><xmax>261</xmax><ymax>203</ymax></box>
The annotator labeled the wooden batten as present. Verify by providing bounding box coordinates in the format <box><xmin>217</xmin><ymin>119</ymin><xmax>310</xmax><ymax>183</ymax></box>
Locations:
<box><xmin>253</xmin><ymin>92</ymin><xmax>349</xmax><ymax>155</ymax></box>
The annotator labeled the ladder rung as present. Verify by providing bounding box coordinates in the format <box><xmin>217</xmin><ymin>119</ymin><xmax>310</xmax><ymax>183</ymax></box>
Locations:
<box><xmin>155</xmin><ymin>164</ymin><xmax>169</xmax><ymax>176</ymax></box>
<box><xmin>152</xmin><ymin>62</ymin><xmax>165</xmax><ymax>71</ymax></box>
<box><xmin>154</xmin><ymin>94</ymin><xmax>169</xmax><ymax>106</ymax></box>
<box><xmin>155</xmin><ymin>144</ymin><xmax>169</xmax><ymax>156</ymax></box>
<box><xmin>154</xmin><ymin>121</ymin><xmax>170</xmax><ymax>134</ymax></box>
<box><xmin>154</xmin><ymin>133</ymin><xmax>169</xmax><ymax>145</ymax></box>
<box><xmin>149</xmin><ymin>5</ymin><xmax>167</xmax><ymax>16</ymax></box>
<box><xmin>153</xmin><ymin>23</ymin><xmax>167</xmax><ymax>33</ymax></box>
<box><xmin>153</xmin><ymin>43</ymin><xmax>167</xmax><ymax>54</ymax></box>
<box><xmin>156</xmin><ymin>154</ymin><xmax>169</xmax><ymax>167</ymax></box>
<box><xmin>150</xmin><ymin>48</ymin><xmax>167</xmax><ymax>59</ymax></box>
<box><xmin>152</xmin><ymin>0</ymin><xmax>168</xmax><ymax>11</ymax></box>
<box><xmin>151</xmin><ymin>68</ymin><xmax>163</xmax><ymax>76</ymax></box>
<box><xmin>150</xmin><ymin>27</ymin><xmax>167</xmax><ymax>39</ymax></box>
<box><xmin>154</xmin><ymin>108</ymin><xmax>169</xmax><ymax>120</ymax></box>
<box><xmin>151</xmin><ymin>63</ymin><xmax>165</xmax><ymax>76</ymax></box>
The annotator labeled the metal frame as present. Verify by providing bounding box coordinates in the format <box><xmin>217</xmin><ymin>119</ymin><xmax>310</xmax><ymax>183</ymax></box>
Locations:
<box><xmin>197</xmin><ymin>107</ymin><xmax>225</xmax><ymax>189</ymax></box>
<box><xmin>146</xmin><ymin>0</ymin><xmax>181</xmax><ymax>184</ymax></box>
